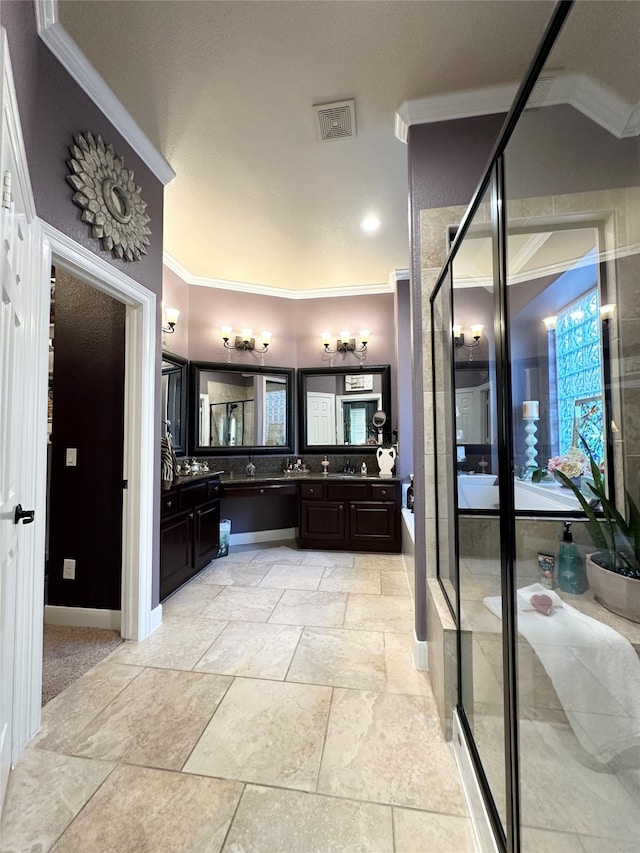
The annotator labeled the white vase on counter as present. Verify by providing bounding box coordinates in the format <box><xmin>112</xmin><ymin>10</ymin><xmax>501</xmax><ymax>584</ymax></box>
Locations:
<box><xmin>376</xmin><ymin>446</ymin><xmax>396</xmax><ymax>477</ymax></box>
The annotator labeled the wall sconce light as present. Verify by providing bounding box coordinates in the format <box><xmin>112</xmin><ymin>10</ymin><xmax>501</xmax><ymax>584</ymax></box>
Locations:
<box><xmin>221</xmin><ymin>326</ymin><xmax>271</xmax><ymax>364</ymax></box>
<box><xmin>600</xmin><ymin>303</ymin><xmax>616</xmax><ymax>321</ymax></box>
<box><xmin>453</xmin><ymin>323</ymin><xmax>483</xmax><ymax>360</ymax></box>
<box><xmin>162</xmin><ymin>306</ymin><xmax>180</xmax><ymax>334</ymax></box>
<box><xmin>542</xmin><ymin>316</ymin><xmax>557</xmax><ymax>331</ymax></box>
<box><xmin>321</xmin><ymin>329</ymin><xmax>369</xmax><ymax>364</ymax></box>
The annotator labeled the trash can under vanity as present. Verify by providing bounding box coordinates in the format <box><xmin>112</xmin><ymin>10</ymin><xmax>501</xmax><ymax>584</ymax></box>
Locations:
<box><xmin>217</xmin><ymin>519</ymin><xmax>231</xmax><ymax>558</ymax></box>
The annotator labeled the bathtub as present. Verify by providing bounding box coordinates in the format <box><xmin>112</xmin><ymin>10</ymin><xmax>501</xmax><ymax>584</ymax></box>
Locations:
<box><xmin>456</xmin><ymin>473</ymin><xmax>582</xmax><ymax>512</ymax></box>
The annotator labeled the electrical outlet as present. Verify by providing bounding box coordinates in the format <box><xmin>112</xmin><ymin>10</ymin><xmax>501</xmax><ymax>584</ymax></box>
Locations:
<box><xmin>63</xmin><ymin>558</ymin><xmax>76</xmax><ymax>580</ymax></box>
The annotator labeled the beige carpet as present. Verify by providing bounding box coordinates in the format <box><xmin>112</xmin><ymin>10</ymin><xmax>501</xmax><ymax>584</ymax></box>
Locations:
<box><xmin>42</xmin><ymin>624</ymin><xmax>124</xmax><ymax>706</ymax></box>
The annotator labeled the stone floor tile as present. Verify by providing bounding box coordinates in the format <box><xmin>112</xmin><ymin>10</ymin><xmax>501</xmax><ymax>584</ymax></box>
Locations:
<box><xmin>0</xmin><ymin>749</ymin><xmax>114</xmax><ymax>853</ymax></box>
<box><xmin>317</xmin><ymin>689</ymin><xmax>467</xmax><ymax>813</ymax></box>
<box><xmin>194</xmin><ymin>621</ymin><xmax>302</xmax><ymax>679</ymax></box>
<box><xmin>201</xmin><ymin>586</ymin><xmax>283</xmax><ymax>621</ymax></box>
<box><xmin>268</xmin><ymin>589</ymin><xmax>347</xmax><ymax>628</ymax></box>
<box><xmin>223</xmin><ymin>784</ymin><xmax>393</xmax><ymax>853</ymax></box>
<box><xmin>344</xmin><ymin>593</ymin><xmax>413</xmax><ymax>632</ymax></box>
<box><xmin>108</xmin><ymin>616</ymin><xmax>227</xmax><ymax>670</ymax></box>
<box><xmin>52</xmin><ymin>764</ymin><xmax>243</xmax><ymax>853</ymax></box>
<box><xmin>393</xmin><ymin>807</ymin><xmax>477</xmax><ymax>853</ymax></box>
<box><xmin>319</xmin><ymin>566</ymin><xmax>381</xmax><ymax>595</ymax></box>
<box><xmin>62</xmin><ymin>668</ymin><xmax>232</xmax><ymax>770</ymax></box>
<box><xmin>184</xmin><ymin>677</ymin><xmax>331</xmax><ymax>791</ymax></box>
<box><xmin>258</xmin><ymin>561</ymin><xmax>325</xmax><ymax>590</ymax></box>
<box><xmin>287</xmin><ymin>627</ymin><xmax>385</xmax><ymax>690</ymax></box>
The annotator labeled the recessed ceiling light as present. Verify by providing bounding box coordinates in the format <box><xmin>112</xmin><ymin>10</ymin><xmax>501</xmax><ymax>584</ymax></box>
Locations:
<box><xmin>360</xmin><ymin>216</ymin><xmax>381</xmax><ymax>232</ymax></box>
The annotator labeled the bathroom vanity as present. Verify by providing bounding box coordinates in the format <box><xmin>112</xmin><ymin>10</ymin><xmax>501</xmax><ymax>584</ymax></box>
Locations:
<box><xmin>160</xmin><ymin>471</ymin><xmax>401</xmax><ymax>600</ymax></box>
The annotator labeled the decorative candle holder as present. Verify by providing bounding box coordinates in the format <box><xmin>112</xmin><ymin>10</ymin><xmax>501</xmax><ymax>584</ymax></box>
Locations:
<box><xmin>321</xmin><ymin>455</ymin><xmax>330</xmax><ymax>476</ymax></box>
<box><xmin>524</xmin><ymin>417</ymin><xmax>539</xmax><ymax>478</ymax></box>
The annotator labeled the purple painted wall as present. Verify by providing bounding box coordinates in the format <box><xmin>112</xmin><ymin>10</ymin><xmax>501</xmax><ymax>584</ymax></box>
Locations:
<box><xmin>407</xmin><ymin>113</ymin><xmax>506</xmax><ymax>642</ymax></box>
<box><xmin>394</xmin><ymin>278</ymin><xmax>412</xmax><ymax>480</ymax></box>
<box><xmin>3</xmin><ymin>3</ymin><xmax>166</xmax><ymax>608</ymax></box>
<box><xmin>164</xmin><ymin>274</ymin><xmax>397</xmax><ymax>374</ymax></box>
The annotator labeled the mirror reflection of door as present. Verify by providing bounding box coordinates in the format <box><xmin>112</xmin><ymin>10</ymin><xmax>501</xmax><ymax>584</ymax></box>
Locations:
<box><xmin>307</xmin><ymin>392</ymin><xmax>336</xmax><ymax>445</ymax></box>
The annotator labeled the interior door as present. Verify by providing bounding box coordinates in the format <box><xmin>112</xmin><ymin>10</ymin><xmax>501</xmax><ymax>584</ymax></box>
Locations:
<box><xmin>307</xmin><ymin>392</ymin><xmax>336</xmax><ymax>444</ymax></box>
<box><xmin>0</xmin><ymin>31</ymin><xmax>40</xmax><ymax>808</ymax></box>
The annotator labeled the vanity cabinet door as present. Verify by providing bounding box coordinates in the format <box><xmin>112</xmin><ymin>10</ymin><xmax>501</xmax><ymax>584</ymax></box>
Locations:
<box><xmin>193</xmin><ymin>499</ymin><xmax>221</xmax><ymax>570</ymax></box>
<box><xmin>349</xmin><ymin>501</ymin><xmax>399</xmax><ymax>549</ymax></box>
<box><xmin>300</xmin><ymin>501</ymin><xmax>346</xmax><ymax>543</ymax></box>
<box><xmin>160</xmin><ymin>511</ymin><xmax>194</xmax><ymax>600</ymax></box>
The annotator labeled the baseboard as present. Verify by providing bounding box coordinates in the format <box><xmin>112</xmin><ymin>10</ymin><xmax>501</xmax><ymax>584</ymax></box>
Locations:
<box><xmin>453</xmin><ymin>709</ymin><xmax>499</xmax><ymax>853</ymax></box>
<box><xmin>44</xmin><ymin>605</ymin><xmax>121</xmax><ymax>631</ymax></box>
<box><xmin>149</xmin><ymin>603</ymin><xmax>162</xmax><ymax>634</ymax></box>
<box><xmin>230</xmin><ymin>527</ymin><xmax>297</xmax><ymax>546</ymax></box>
<box><xmin>413</xmin><ymin>631</ymin><xmax>429</xmax><ymax>670</ymax></box>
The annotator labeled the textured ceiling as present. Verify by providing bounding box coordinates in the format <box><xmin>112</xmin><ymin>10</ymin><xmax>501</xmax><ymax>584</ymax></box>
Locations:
<box><xmin>57</xmin><ymin>0</ymin><xmax>634</xmax><ymax>293</ymax></box>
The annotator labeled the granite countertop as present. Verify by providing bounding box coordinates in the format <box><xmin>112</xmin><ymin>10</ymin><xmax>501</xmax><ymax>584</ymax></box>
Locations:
<box><xmin>174</xmin><ymin>470</ymin><xmax>400</xmax><ymax>485</ymax></box>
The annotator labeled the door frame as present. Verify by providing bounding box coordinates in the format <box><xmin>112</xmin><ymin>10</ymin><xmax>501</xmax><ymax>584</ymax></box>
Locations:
<box><xmin>40</xmin><ymin>222</ymin><xmax>158</xmax><ymax>642</ymax></box>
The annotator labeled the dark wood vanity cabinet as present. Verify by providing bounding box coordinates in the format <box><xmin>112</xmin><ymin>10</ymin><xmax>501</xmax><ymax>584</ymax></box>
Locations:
<box><xmin>298</xmin><ymin>479</ymin><xmax>400</xmax><ymax>552</ymax></box>
<box><xmin>160</xmin><ymin>476</ymin><xmax>222</xmax><ymax>601</ymax></box>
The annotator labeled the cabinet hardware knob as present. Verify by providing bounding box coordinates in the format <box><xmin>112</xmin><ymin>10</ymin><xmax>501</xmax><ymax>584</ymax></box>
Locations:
<box><xmin>259</xmin><ymin>488</ymin><xmax>265</xmax><ymax>495</ymax></box>
<box><xmin>309</xmin><ymin>488</ymin><xmax>314</xmax><ymax>494</ymax></box>
<box><xmin>381</xmin><ymin>490</ymin><xmax>386</xmax><ymax>495</ymax></box>
<box><xmin>167</xmin><ymin>500</ymin><xmax>172</xmax><ymax>508</ymax></box>
<box><xmin>339</xmin><ymin>504</ymin><xmax>343</xmax><ymax>510</ymax></box>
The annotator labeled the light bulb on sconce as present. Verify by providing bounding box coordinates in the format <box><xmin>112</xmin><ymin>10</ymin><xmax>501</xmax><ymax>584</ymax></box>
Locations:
<box><xmin>600</xmin><ymin>304</ymin><xmax>616</xmax><ymax>321</ymax></box>
<box><xmin>453</xmin><ymin>323</ymin><xmax>483</xmax><ymax>360</ymax></box>
<box><xmin>322</xmin><ymin>328</ymin><xmax>369</xmax><ymax>364</ymax></box>
<box><xmin>221</xmin><ymin>325</ymin><xmax>271</xmax><ymax>364</ymax></box>
<box><xmin>542</xmin><ymin>316</ymin><xmax>558</xmax><ymax>331</ymax></box>
<box><xmin>161</xmin><ymin>305</ymin><xmax>180</xmax><ymax>334</ymax></box>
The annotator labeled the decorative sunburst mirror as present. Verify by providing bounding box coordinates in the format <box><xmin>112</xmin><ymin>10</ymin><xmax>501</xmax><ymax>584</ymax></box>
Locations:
<box><xmin>66</xmin><ymin>132</ymin><xmax>151</xmax><ymax>261</ymax></box>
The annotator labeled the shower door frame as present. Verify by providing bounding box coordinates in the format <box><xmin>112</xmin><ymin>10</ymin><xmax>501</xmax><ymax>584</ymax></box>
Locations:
<box><xmin>428</xmin><ymin>3</ymin><xmax>576</xmax><ymax>851</ymax></box>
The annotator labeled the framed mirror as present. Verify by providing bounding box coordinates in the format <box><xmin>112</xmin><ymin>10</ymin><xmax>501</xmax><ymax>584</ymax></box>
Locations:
<box><xmin>298</xmin><ymin>365</ymin><xmax>391</xmax><ymax>454</ymax></box>
<box><xmin>189</xmin><ymin>362</ymin><xmax>295</xmax><ymax>455</ymax></box>
<box><xmin>161</xmin><ymin>352</ymin><xmax>187</xmax><ymax>456</ymax></box>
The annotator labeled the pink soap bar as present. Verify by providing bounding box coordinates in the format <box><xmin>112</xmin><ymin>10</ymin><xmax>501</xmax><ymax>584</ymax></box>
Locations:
<box><xmin>531</xmin><ymin>593</ymin><xmax>553</xmax><ymax>616</ymax></box>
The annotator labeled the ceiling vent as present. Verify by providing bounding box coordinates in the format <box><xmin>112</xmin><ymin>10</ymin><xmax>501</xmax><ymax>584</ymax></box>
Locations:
<box><xmin>313</xmin><ymin>99</ymin><xmax>356</xmax><ymax>142</ymax></box>
<box><xmin>525</xmin><ymin>74</ymin><xmax>555</xmax><ymax>110</ymax></box>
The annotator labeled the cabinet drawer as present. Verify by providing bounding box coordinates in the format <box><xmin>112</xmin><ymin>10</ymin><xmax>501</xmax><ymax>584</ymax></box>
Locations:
<box><xmin>300</xmin><ymin>482</ymin><xmax>324</xmax><ymax>500</ymax></box>
<box><xmin>161</xmin><ymin>492</ymin><xmax>179</xmax><ymax>516</ymax></box>
<box><xmin>327</xmin><ymin>482</ymin><xmax>368</xmax><ymax>501</ymax></box>
<box><xmin>370</xmin><ymin>483</ymin><xmax>398</xmax><ymax>501</ymax></box>
<box><xmin>223</xmin><ymin>482</ymin><xmax>298</xmax><ymax>499</ymax></box>
<box><xmin>179</xmin><ymin>482</ymin><xmax>208</xmax><ymax>511</ymax></box>
<box><xmin>207</xmin><ymin>480</ymin><xmax>223</xmax><ymax>500</ymax></box>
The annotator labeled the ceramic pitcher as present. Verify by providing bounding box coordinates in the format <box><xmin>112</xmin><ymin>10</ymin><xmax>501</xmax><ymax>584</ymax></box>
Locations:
<box><xmin>376</xmin><ymin>446</ymin><xmax>396</xmax><ymax>477</ymax></box>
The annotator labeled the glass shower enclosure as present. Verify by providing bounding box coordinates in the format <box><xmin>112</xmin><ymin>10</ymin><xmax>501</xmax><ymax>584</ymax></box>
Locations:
<box><xmin>429</xmin><ymin>2</ymin><xmax>640</xmax><ymax>850</ymax></box>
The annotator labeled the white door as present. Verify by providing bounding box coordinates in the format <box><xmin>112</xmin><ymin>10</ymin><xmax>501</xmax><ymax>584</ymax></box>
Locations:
<box><xmin>0</xmin><ymin>30</ymin><xmax>42</xmax><ymax>809</ymax></box>
<box><xmin>307</xmin><ymin>392</ymin><xmax>335</xmax><ymax>445</ymax></box>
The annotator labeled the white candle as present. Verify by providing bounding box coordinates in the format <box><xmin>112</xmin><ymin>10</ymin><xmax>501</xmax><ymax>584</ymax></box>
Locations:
<box><xmin>523</xmin><ymin>400</ymin><xmax>539</xmax><ymax>419</ymax></box>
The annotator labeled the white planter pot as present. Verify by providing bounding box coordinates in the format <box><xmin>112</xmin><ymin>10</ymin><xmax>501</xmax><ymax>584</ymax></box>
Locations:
<box><xmin>376</xmin><ymin>446</ymin><xmax>396</xmax><ymax>478</ymax></box>
<box><xmin>586</xmin><ymin>553</ymin><xmax>640</xmax><ymax>624</ymax></box>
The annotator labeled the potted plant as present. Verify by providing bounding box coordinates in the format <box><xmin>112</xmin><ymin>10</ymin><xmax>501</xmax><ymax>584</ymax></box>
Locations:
<box><xmin>534</xmin><ymin>439</ymin><xmax>640</xmax><ymax>621</ymax></box>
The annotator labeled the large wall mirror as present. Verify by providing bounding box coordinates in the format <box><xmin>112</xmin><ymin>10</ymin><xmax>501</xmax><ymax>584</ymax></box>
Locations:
<box><xmin>189</xmin><ymin>362</ymin><xmax>295</xmax><ymax>456</ymax></box>
<box><xmin>161</xmin><ymin>352</ymin><xmax>187</xmax><ymax>456</ymax></box>
<box><xmin>298</xmin><ymin>365</ymin><xmax>391</xmax><ymax>454</ymax></box>
<box><xmin>451</xmin><ymin>216</ymin><xmax>616</xmax><ymax>512</ymax></box>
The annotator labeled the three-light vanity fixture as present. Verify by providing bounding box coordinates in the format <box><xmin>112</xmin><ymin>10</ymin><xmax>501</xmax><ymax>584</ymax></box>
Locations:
<box><xmin>321</xmin><ymin>329</ymin><xmax>369</xmax><ymax>359</ymax></box>
<box><xmin>221</xmin><ymin>326</ymin><xmax>272</xmax><ymax>364</ymax></box>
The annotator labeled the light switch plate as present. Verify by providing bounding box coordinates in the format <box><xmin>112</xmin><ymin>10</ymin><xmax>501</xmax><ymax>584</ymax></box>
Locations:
<box><xmin>63</xmin><ymin>559</ymin><xmax>76</xmax><ymax>579</ymax></box>
<box><xmin>65</xmin><ymin>447</ymin><xmax>77</xmax><ymax>466</ymax></box>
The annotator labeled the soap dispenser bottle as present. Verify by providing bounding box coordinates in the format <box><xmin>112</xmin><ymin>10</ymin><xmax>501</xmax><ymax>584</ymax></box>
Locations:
<box><xmin>557</xmin><ymin>521</ymin><xmax>588</xmax><ymax>594</ymax></box>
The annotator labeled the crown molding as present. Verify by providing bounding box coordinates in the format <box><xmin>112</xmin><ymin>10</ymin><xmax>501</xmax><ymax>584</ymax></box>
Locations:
<box><xmin>163</xmin><ymin>252</ymin><xmax>394</xmax><ymax>300</ymax></box>
<box><xmin>395</xmin><ymin>73</ymin><xmax>640</xmax><ymax>142</ymax></box>
<box><xmin>395</xmin><ymin>82</ymin><xmax>517</xmax><ymax>142</ymax></box>
<box><xmin>34</xmin><ymin>0</ymin><xmax>174</xmax><ymax>185</ymax></box>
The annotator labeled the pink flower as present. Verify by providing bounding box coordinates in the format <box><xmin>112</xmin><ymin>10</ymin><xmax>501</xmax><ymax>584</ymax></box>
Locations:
<box><xmin>546</xmin><ymin>447</ymin><xmax>587</xmax><ymax>478</ymax></box>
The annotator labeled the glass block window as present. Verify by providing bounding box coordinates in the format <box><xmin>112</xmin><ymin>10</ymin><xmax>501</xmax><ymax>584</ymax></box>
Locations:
<box><xmin>555</xmin><ymin>288</ymin><xmax>603</xmax><ymax>462</ymax></box>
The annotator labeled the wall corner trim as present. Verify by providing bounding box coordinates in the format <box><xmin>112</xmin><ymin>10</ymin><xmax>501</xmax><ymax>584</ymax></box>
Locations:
<box><xmin>413</xmin><ymin>631</ymin><xmax>429</xmax><ymax>671</ymax></box>
<box><xmin>34</xmin><ymin>0</ymin><xmax>175</xmax><ymax>185</ymax></box>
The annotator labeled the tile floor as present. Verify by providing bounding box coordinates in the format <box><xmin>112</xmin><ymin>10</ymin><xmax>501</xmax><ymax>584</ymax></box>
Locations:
<box><xmin>1</xmin><ymin>543</ymin><xmax>476</xmax><ymax>853</ymax></box>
